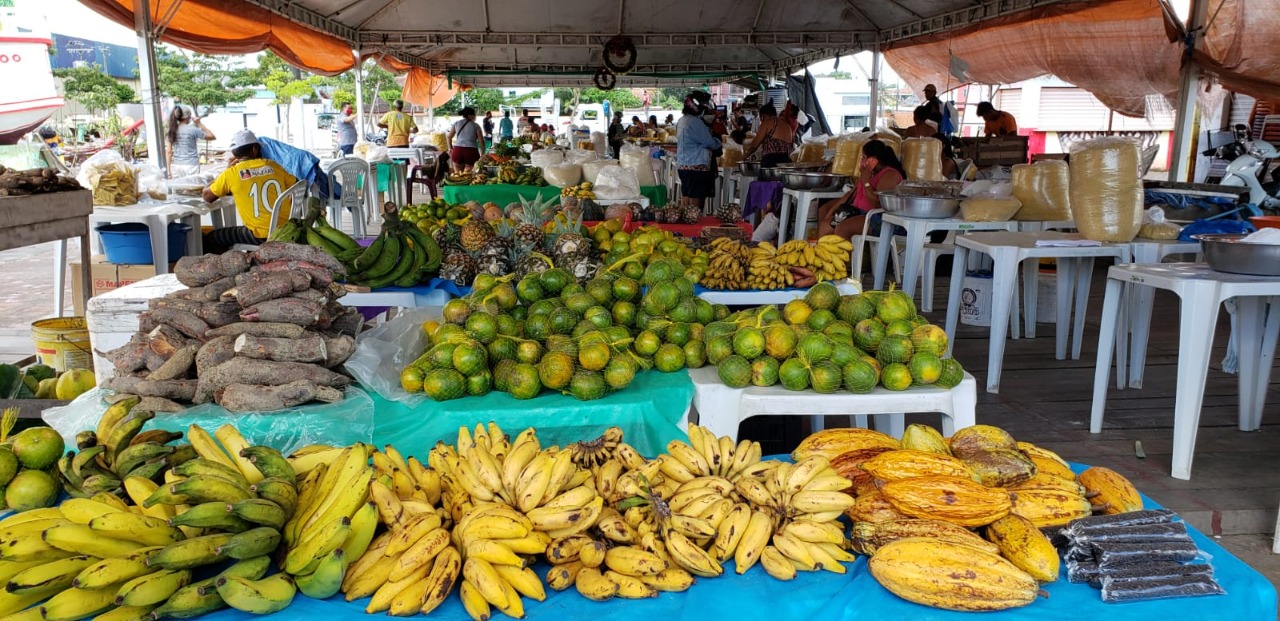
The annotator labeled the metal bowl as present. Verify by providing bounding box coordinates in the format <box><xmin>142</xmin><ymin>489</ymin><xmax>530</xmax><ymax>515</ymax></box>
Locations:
<box><xmin>782</xmin><ymin>172</ymin><xmax>849</xmax><ymax>192</ymax></box>
<box><xmin>1194</xmin><ymin>233</ymin><xmax>1280</xmax><ymax>277</ymax></box>
<box><xmin>760</xmin><ymin>166</ymin><xmax>786</xmax><ymax>182</ymax></box>
<box><xmin>775</xmin><ymin>161</ymin><xmax>828</xmax><ymax>171</ymax></box>
<box><xmin>737</xmin><ymin>161</ymin><xmax>761</xmax><ymax>176</ymax></box>
<box><xmin>878</xmin><ymin>192</ymin><xmax>961</xmax><ymax>219</ymax></box>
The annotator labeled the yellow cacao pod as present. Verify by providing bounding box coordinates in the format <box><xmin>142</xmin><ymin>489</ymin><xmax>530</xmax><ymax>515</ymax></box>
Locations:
<box><xmin>1009</xmin><ymin>488</ymin><xmax>1092</xmax><ymax>528</ymax></box>
<box><xmin>851</xmin><ymin>518</ymin><xmax>998</xmax><ymax>556</ymax></box>
<box><xmin>985</xmin><ymin>514</ymin><xmax>1060</xmax><ymax>582</ymax></box>
<box><xmin>830</xmin><ymin>447</ymin><xmax>894</xmax><ymax>496</ymax></box>
<box><xmin>949</xmin><ymin>425</ymin><xmax>1018</xmax><ymax>457</ymax></box>
<box><xmin>900</xmin><ymin>424</ymin><xmax>950</xmax><ymax>455</ymax></box>
<box><xmin>861</xmin><ymin>450</ymin><xmax>975</xmax><ymax>482</ymax></box>
<box><xmin>1008</xmin><ymin>472</ymin><xmax>1087</xmax><ymax>497</ymax></box>
<box><xmin>869</xmin><ymin>538</ymin><xmax>1039</xmax><ymax>611</ymax></box>
<box><xmin>1016</xmin><ymin>442</ymin><xmax>1071</xmax><ymax>470</ymax></box>
<box><xmin>1025</xmin><ymin>454</ymin><xmax>1077</xmax><ymax>481</ymax></box>
<box><xmin>792</xmin><ymin>428</ymin><xmax>900</xmax><ymax>463</ymax></box>
<box><xmin>1077</xmin><ymin>466</ymin><xmax>1142</xmax><ymax>515</ymax></box>
<box><xmin>844</xmin><ymin>490</ymin><xmax>909</xmax><ymax>523</ymax></box>
<box><xmin>960</xmin><ymin>449</ymin><xmax>1037</xmax><ymax>487</ymax></box>
<box><xmin>880</xmin><ymin>476</ymin><xmax>1012</xmax><ymax>527</ymax></box>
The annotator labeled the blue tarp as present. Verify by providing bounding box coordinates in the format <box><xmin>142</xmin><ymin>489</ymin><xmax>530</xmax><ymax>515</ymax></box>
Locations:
<box><xmin>259</xmin><ymin>137</ymin><xmax>330</xmax><ymax>200</ymax></box>
<box><xmin>197</xmin><ymin>463</ymin><xmax>1274</xmax><ymax>621</ymax></box>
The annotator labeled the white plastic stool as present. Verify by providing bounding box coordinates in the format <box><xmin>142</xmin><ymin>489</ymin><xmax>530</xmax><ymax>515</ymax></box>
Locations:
<box><xmin>851</xmin><ymin>210</ymin><xmax>901</xmax><ymax>281</ymax></box>
<box><xmin>1122</xmin><ymin>239</ymin><xmax>1203</xmax><ymax>388</ymax></box>
<box><xmin>689</xmin><ymin>367</ymin><xmax>977</xmax><ymax>442</ymax></box>
<box><xmin>944</xmin><ymin>231</ymin><xmax>1132</xmax><ymax>393</ymax></box>
<box><xmin>777</xmin><ymin>187</ymin><xmax>846</xmax><ymax>246</ymax></box>
<box><xmin>918</xmin><ymin>233</ymin><xmax>956</xmax><ymax>313</ymax></box>
<box><xmin>1091</xmin><ymin>263</ymin><xmax>1280</xmax><ymax>480</ymax></box>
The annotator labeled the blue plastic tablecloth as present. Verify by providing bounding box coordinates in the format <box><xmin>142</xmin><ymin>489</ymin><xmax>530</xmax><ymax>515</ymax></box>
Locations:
<box><xmin>196</xmin><ymin>463</ymin><xmax>1275</xmax><ymax>621</ymax></box>
<box><xmin>369</xmin><ymin>369</ymin><xmax>692</xmax><ymax>457</ymax></box>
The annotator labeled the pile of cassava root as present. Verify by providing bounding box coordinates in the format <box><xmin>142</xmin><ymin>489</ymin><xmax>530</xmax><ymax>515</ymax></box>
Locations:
<box><xmin>101</xmin><ymin>242</ymin><xmax>362</xmax><ymax>413</ymax></box>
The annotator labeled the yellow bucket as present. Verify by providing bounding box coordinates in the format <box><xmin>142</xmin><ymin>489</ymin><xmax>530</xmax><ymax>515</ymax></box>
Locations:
<box><xmin>32</xmin><ymin>317</ymin><xmax>93</xmax><ymax>373</ymax></box>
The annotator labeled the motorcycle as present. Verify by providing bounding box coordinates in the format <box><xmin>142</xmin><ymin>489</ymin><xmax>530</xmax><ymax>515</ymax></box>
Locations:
<box><xmin>1205</xmin><ymin>123</ymin><xmax>1280</xmax><ymax>210</ymax></box>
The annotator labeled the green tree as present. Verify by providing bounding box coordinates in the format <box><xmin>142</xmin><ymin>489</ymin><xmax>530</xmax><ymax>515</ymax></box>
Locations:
<box><xmin>156</xmin><ymin>51</ymin><xmax>258</xmax><ymax>113</ymax></box>
<box><xmin>55</xmin><ymin>65</ymin><xmax>137</xmax><ymax>116</ymax></box>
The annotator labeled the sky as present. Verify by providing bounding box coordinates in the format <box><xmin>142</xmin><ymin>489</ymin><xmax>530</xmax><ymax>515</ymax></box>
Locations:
<box><xmin>36</xmin><ymin>0</ymin><xmax>138</xmax><ymax>46</ymax></box>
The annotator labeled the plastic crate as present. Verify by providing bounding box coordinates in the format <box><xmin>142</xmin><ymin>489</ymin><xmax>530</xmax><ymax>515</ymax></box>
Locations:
<box><xmin>96</xmin><ymin>222</ymin><xmax>191</xmax><ymax>264</ymax></box>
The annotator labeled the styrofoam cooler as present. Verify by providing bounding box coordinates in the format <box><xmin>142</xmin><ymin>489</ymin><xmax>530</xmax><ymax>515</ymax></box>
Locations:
<box><xmin>1036</xmin><ymin>270</ymin><xmax>1058</xmax><ymax>324</ymax></box>
<box><xmin>960</xmin><ymin>271</ymin><xmax>992</xmax><ymax>327</ymax></box>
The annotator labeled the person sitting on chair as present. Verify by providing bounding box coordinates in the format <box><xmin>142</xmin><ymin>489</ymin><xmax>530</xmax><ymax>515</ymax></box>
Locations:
<box><xmin>203</xmin><ymin>130</ymin><xmax>298</xmax><ymax>253</ymax></box>
<box><xmin>816</xmin><ymin>139</ymin><xmax>904</xmax><ymax>242</ymax></box>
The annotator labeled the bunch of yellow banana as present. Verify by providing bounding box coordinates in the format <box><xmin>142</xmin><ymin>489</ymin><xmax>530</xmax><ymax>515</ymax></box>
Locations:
<box><xmin>701</xmin><ymin>238</ymin><xmax>751</xmax><ymax>291</ymax></box>
<box><xmin>560</xmin><ymin>182</ymin><xmax>595</xmax><ymax>199</ymax></box>
<box><xmin>745</xmin><ymin>241</ymin><xmax>793</xmax><ymax>290</ymax></box>
<box><xmin>728</xmin><ymin>454</ymin><xmax>857</xmax><ymax>579</ymax></box>
<box><xmin>280</xmin><ymin>442</ymin><xmax>378</xmax><ymax>607</ymax></box>
<box><xmin>775</xmin><ymin>236</ymin><xmax>853</xmax><ymax>280</ymax></box>
<box><xmin>453</xmin><ymin>503</ymin><xmax>545</xmax><ymax>619</ymax></box>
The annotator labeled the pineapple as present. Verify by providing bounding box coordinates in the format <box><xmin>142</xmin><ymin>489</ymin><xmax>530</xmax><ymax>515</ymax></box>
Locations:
<box><xmin>485</xmin><ymin>222</ymin><xmax>516</xmax><ymax>258</ymax></box>
<box><xmin>549</xmin><ymin>210</ymin><xmax>589</xmax><ymax>261</ymax></box>
<box><xmin>514</xmin><ymin>194</ymin><xmax>555</xmax><ymax>249</ymax></box>
<box><xmin>438</xmin><ymin>248</ymin><xmax>478</xmax><ymax>285</ymax></box>
<box><xmin>715</xmin><ymin>202</ymin><xmax>742</xmax><ymax>224</ymax></box>
<box><xmin>511</xmin><ymin>248</ymin><xmax>554</xmax><ymax>279</ymax></box>
<box><xmin>680</xmin><ymin>202</ymin><xmax>702</xmax><ymax>224</ymax></box>
<box><xmin>476</xmin><ymin>253</ymin><xmax>510</xmax><ymax>277</ymax></box>
<box><xmin>460</xmin><ymin>220</ymin><xmax>495</xmax><ymax>252</ymax></box>
<box><xmin>432</xmin><ymin>222</ymin><xmax>461</xmax><ymax>248</ymax></box>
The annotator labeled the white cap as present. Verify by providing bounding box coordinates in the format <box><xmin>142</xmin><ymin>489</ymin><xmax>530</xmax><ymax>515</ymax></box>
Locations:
<box><xmin>229</xmin><ymin>129</ymin><xmax>259</xmax><ymax>150</ymax></box>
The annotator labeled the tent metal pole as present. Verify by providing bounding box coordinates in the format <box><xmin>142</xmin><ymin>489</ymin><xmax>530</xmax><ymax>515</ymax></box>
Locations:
<box><xmin>868</xmin><ymin>43</ymin><xmax>881</xmax><ymax>130</ymax></box>
<box><xmin>354</xmin><ymin>50</ymin><xmax>365</xmax><ymax>138</ymax></box>
<box><xmin>1169</xmin><ymin>0</ymin><xmax>1207</xmax><ymax>182</ymax></box>
<box><xmin>133</xmin><ymin>0</ymin><xmax>166</xmax><ymax>172</ymax></box>
<box><xmin>428</xmin><ymin>63</ymin><xmax>435</xmax><ymax>129</ymax></box>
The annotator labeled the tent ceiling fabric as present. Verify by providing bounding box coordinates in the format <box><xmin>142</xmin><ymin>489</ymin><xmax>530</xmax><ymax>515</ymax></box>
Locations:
<box><xmin>238</xmin><ymin>0</ymin><xmax>1085</xmax><ymax>84</ymax></box>
<box><xmin>1195</xmin><ymin>0</ymin><xmax>1280</xmax><ymax>103</ymax></box>
<box><xmin>884</xmin><ymin>0</ymin><xmax>1182</xmax><ymax>117</ymax></box>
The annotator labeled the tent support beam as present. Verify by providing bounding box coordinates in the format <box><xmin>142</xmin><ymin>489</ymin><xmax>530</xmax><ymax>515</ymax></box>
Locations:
<box><xmin>1169</xmin><ymin>0</ymin><xmax>1208</xmax><ymax>183</ymax></box>
<box><xmin>354</xmin><ymin>50</ymin><xmax>365</xmax><ymax>139</ymax></box>
<box><xmin>133</xmin><ymin>0</ymin><xmax>166</xmax><ymax>172</ymax></box>
<box><xmin>868</xmin><ymin>42</ymin><xmax>881</xmax><ymax>130</ymax></box>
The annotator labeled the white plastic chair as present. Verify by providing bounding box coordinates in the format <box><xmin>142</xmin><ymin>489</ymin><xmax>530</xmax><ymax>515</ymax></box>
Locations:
<box><xmin>917</xmin><ymin>231</ymin><xmax>957</xmax><ymax>313</ymax></box>
<box><xmin>326</xmin><ymin>158</ymin><xmax>373</xmax><ymax>238</ymax></box>
<box><xmin>851</xmin><ymin>209</ymin><xmax>902</xmax><ymax>283</ymax></box>
<box><xmin>266</xmin><ymin>180</ymin><xmax>310</xmax><ymax>237</ymax></box>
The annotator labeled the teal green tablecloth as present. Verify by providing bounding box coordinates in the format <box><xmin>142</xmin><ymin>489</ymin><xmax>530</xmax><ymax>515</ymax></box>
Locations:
<box><xmin>370</xmin><ymin>369</ymin><xmax>692</xmax><ymax>455</ymax></box>
<box><xmin>441</xmin><ymin>184</ymin><xmax>668</xmax><ymax>207</ymax></box>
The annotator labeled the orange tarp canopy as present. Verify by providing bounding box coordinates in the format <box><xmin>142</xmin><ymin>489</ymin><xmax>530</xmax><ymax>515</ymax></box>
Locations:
<box><xmin>885</xmin><ymin>0</ymin><xmax>1182</xmax><ymax>118</ymax></box>
<box><xmin>79</xmin><ymin>0</ymin><xmax>354</xmax><ymax>75</ymax></box>
<box><xmin>1195</xmin><ymin>0</ymin><xmax>1280</xmax><ymax>102</ymax></box>
<box><xmin>374</xmin><ymin>55</ymin><xmax>460</xmax><ymax>108</ymax></box>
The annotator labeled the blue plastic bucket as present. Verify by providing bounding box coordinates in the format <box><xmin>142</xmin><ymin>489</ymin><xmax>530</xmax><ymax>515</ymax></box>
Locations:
<box><xmin>96</xmin><ymin>222</ymin><xmax>192</xmax><ymax>264</ymax></box>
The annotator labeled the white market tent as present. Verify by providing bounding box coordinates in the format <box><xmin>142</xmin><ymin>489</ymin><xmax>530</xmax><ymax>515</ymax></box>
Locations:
<box><xmin>80</xmin><ymin>0</ymin><xmax>1273</xmax><ymax>179</ymax></box>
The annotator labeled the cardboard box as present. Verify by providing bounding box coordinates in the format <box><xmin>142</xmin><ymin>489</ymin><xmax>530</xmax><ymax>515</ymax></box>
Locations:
<box><xmin>70</xmin><ymin>256</ymin><xmax>170</xmax><ymax>315</ymax></box>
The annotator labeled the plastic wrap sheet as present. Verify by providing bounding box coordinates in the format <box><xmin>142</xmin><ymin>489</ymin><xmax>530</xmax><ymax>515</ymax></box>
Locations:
<box><xmin>192</xmin><ymin>461</ymin><xmax>1274</xmax><ymax>621</ymax></box>
<box><xmin>902</xmin><ymin>137</ymin><xmax>944</xmax><ymax>182</ymax></box>
<box><xmin>530</xmin><ymin>150</ymin><xmax>565</xmax><ymax>170</ymax></box>
<box><xmin>1070</xmin><ymin>137</ymin><xmax>1144</xmax><ymax>242</ymax></box>
<box><xmin>594</xmin><ymin>166</ymin><xmax>641</xmax><ymax>200</ymax></box>
<box><xmin>620</xmin><ymin>147</ymin><xmax>657</xmax><ymax>187</ymax></box>
<box><xmin>543</xmin><ymin>164</ymin><xmax>583</xmax><ymax>188</ymax></box>
<box><xmin>344</xmin><ymin>307</ymin><xmax>692</xmax><ymax>456</ymax></box>
<box><xmin>832</xmin><ymin>133</ymin><xmax>871</xmax><ymax>177</ymax></box>
<box><xmin>42</xmin><ymin>387</ymin><xmax>374</xmax><ymax>455</ymax></box>
<box><xmin>582</xmin><ymin>160</ymin><xmax>619</xmax><ymax>185</ymax></box>
<box><xmin>883</xmin><ymin>0</ymin><xmax>1181</xmax><ymax>117</ymax></box>
<box><xmin>565</xmin><ymin>149</ymin><xmax>599</xmax><ymax>166</ymax></box>
<box><xmin>1012</xmin><ymin>160</ymin><xmax>1072</xmax><ymax>221</ymax></box>
<box><xmin>795</xmin><ymin>136</ymin><xmax>829</xmax><ymax>164</ymax></box>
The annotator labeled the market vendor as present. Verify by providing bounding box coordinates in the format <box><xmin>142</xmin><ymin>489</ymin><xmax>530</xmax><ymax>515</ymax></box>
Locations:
<box><xmin>628</xmin><ymin>116</ymin><xmax>645</xmax><ymax>138</ymax></box>
<box><xmin>377</xmin><ymin>99</ymin><xmax>418</xmax><ymax>148</ymax></box>
<box><xmin>166</xmin><ymin>106</ymin><xmax>215</xmax><ymax>178</ymax></box>
<box><xmin>922</xmin><ymin>84</ymin><xmax>944</xmax><ymax>124</ymax></box>
<box><xmin>675</xmin><ymin>91</ymin><xmax>721</xmax><ymax>213</ymax></box>
<box><xmin>447</xmin><ymin>107</ymin><xmax>486</xmax><ymax>172</ymax></box>
<box><xmin>202</xmin><ymin>130</ymin><xmax>298</xmax><ymax>253</ymax></box>
<box><xmin>816</xmin><ymin>139</ymin><xmax>904</xmax><ymax>242</ymax></box>
<box><xmin>743</xmin><ymin>103</ymin><xmax>794</xmax><ymax>175</ymax></box>
<box><xmin>901</xmin><ymin>106</ymin><xmax>936</xmax><ymax>138</ymax></box>
<box><xmin>499</xmin><ymin>110</ymin><xmax>514</xmax><ymax>141</ymax></box>
<box><xmin>976</xmin><ymin>101</ymin><xmax>1019</xmax><ymax>137</ymax></box>
<box><xmin>607</xmin><ymin>111</ymin><xmax>625</xmax><ymax>158</ymax></box>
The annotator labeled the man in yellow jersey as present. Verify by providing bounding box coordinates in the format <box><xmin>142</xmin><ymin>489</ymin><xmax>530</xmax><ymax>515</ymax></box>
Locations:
<box><xmin>378</xmin><ymin>100</ymin><xmax>418</xmax><ymax>148</ymax></box>
<box><xmin>203</xmin><ymin>129</ymin><xmax>298</xmax><ymax>252</ymax></box>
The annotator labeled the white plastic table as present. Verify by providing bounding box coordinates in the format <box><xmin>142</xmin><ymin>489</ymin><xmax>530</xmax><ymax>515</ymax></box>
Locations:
<box><xmin>340</xmin><ymin>288</ymin><xmax>455</xmax><ymax>308</ymax></box>
<box><xmin>944</xmin><ymin>231</ymin><xmax>1132</xmax><ymax>393</ymax></box>
<box><xmin>777</xmin><ymin>187</ymin><xmax>846</xmax><ymax>246</ymax></box>
<box><xmin>689</xmin><ymin>366</ymin><xmax>977</xmax><ymax>441</ymax></box>
<box><xmin>80</xmin><ymin>201</ymin><xmax>231</xmax><ymax>276</ymax></box>
<box><xmin>1090</xmin><ymin>263</ymin><xmax>1280</xmax><ymax>480</ymax></box>
<box><xmin>695</xmin><ymin>281</ymin><xmax>860</xmax><ymax>306</ymax></box>
<box><xmin>726</xmin><ymin>172</ymin><xmax>753</xmax><ymax>225</ymax></box>
<box><xmin>1122</xmin><ymin>238</ymin><xmax>1203</xmax><ymax>388</ymax></box>
<box><xmin>872</xmin><ymin>214</ymin><xmax>1021</xmax><ymax>297</ymax></box>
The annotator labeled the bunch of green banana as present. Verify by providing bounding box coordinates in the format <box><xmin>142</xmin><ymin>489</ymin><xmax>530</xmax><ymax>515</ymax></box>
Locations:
<box><xmin>58</xmin><ymin>397</ymin><xmax>195</xmax><ymax>501</ymax></box>
<box><xmin>341</xmin><ymin>206</ymin><xmax>442</xmax><ymax>289</ymax></box>
<box><xmin>280</xmin><ymin>443</ymin><xmax>379</xmax><ymax>604</ymax></box>
<box><xmin>304</xmin><ymin>215</ymin><xmax>361</xmax><ymax>258</ymax></box>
